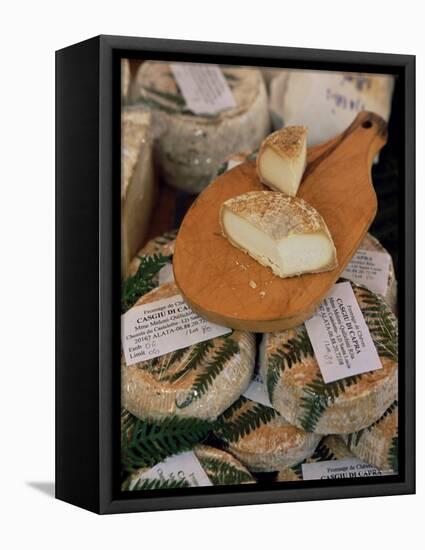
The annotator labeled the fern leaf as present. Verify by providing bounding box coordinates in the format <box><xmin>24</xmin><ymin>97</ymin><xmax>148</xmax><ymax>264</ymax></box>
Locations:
<box><xmin>161</xmin><ymin>340</ymin><xmax>215</xmax><ymax>384</ymax></box>
<box><xmin>176</xmin><ymin>338</ymin><xmax>239</xmax><ymax>409</ymax></box>
<box><xmin>199</xmin><ymin>457</ymin><xmax>253</xmax><ymax>485</ymax></box>
<box><xmin>121</xmin><ymin>253</ymin><xmax>171</xmax><ymax>313</ymax></box>
<box><xmin>388</xmin><ymin>433</ymin><xmax>398</xmax><ymax>471</ymax></box>
<box><xmin>121</xmin><ymin>413</ymin><xmax>214</xmax><ymax>473</ymax></box>
<box><xmin>122</xmin><ymin>476</ymin><xmax>189</xmax><ymax>492</ymax></box>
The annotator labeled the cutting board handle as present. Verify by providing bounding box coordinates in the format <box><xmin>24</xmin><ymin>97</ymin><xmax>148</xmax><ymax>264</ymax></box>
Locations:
<box><xmin>306</xmin><ymin>111</ymin><xmax>388</xmax><ymax>177</ymax></box>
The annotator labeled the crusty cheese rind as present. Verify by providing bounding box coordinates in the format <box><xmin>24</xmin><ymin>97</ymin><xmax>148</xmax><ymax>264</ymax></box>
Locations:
<box><xmin>214</xmin><ymin>396</ymin><xmax>320</xmax><ymax>472</ymax></box>
<box><xmin>260</xmin><ymin>281</ymin><xmax>398</xmax><ymax>434</ymax></box>
<box><xmin>343</xmin><ymin>401</ymin><xmax>398</xmax><ymax>471</ymax></box>
<box><xmin>128</xmin><ymin>230</ymin><xmax>177</xmax><ymax>278</ymax></box>
<box><xmin>257</xmin><ymin>126</ymin><xmax>307</xmax><ymax>194</ymax></box>
<box><xmin>276</xmin><ymin>435</ymin><xmax>355</xmax><ymax>481</ymax></box>
<box><xmin>130</xmin><ymin>62</ymin><xmax>270</xmax><ymax>194</ymax></box>
<box><xmin>220</xmin><ymin>191</ymin><xmax>338</xmax><ymax>278</ymax></box>
<box><xmin>122</xmin><ymin>283</ymin><xmax>255</xmax><ymax>421</ymax></box>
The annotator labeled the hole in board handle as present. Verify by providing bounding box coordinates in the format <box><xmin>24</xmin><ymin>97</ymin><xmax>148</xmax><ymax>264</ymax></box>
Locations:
<box><xmin>362</xmin><ymin>120</ymin><xmax>373</xmax><ymax>129</ymax></box>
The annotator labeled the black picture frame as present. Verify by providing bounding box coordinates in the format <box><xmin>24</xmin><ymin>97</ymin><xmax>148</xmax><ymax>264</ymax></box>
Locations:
<box><xmin>56</xmin><ymin>35</ymin><xmax>415</xmax><ymax>514</ymax></box>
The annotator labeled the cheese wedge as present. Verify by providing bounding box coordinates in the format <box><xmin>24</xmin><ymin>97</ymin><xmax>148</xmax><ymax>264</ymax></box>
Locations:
<box><xmin>257</xmin><ymin>126</ymin><xmax>307</xmax><ymax>195</ymax></box>
<box><xmin>121</xmin><ymin>282</ymin><xmax>255</xmax><ymax>421</ymax></box>
<box><xmin>220</xmin><ymin>191</ymin><xmax>337</xmax><ymax>278</ymax></box>
<box><xmin>260</xmin><ymin>281</ymin><xmax>398</xmax><ymax>434</ymax></box>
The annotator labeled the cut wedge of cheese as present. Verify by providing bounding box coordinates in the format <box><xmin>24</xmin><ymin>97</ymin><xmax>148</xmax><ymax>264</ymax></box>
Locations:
<box><xmin>276</xmin><ymin>435</ymin><xmax>356</xmax><ymax>481</ymax></box>
<box><xmin>130</xmin><ymin>62</ymin><xmax>270</xmax><ymax>193</ymax></box>
<box><xmin>121</xmin><ymin>108</ymin><xmax>156</xmax><ymax>278</ymax></box>
<box><xmin>122</xmin><ymin>282</ymin><xmax>255</xmax><ymax>421</ymax></box>
<box><xmin>260</xmin><ymin>281</ymin><xmax>398</xmax><ymax>434</ymax></box>
<box><xmin>257</xmin><ymin>126</ymin><xmax>307</xmax><ymax>195</ymax></box>
<box><xmin>122</xmin><ymin>444</ymin><xmax>255</xmax><ymax>490</ymax></box>
<box><xmin>220</xmin><ymin>191</ymin><xmax>337</xmax><ymax>278</ymax></box>
<box><xmin>214</xmin><ymin>395</ymin><xmax>320</xmax><ymax>472</ymax></box>
<box><xmin>343</xmin><ymin>400</ymin><xmax>398</xmax><ymax>471</ymax></box>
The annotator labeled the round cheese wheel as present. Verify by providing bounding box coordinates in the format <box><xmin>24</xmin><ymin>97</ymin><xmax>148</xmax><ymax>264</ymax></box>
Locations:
<box><xmin>276</xmin><ymin>435</ymin><xmax>355</xmax><ymax>481</ymax></box>
<box><xmin>122</xmin><ymin>282</ymin><xmax>255</xmax><ymax>421</ymax></box>
<box><xmin>343</xmin><ymin>400</ymin><xmax>398</xmax><ymax>471</ymax></box>
<box><xmin>214</xmin><ymin>395</ymin><xmax>320</xmax><ymax>472</ymax></box>
<box><xmin>128</xmin><ymin>230</ymin><xmax>177</xmax><ymax>277</ymax></box>
<box><xmin>356</xmin><ymin>233</ymin><xmax>397</xmax><ymax>312</ymax></box>
<box><xmin>123</xmin><ymin>444</ymin><xmax>255</xmax><ymax>490</ymax></box>
<box><xmin>260</xmin><ymin>281</ymin><xmax>398</xmax><ymax>434</ymax></box>
<box><xmin>131</xmin><ymin>62</ymin><xmax>270</xmax><ymax>193</ymax></box>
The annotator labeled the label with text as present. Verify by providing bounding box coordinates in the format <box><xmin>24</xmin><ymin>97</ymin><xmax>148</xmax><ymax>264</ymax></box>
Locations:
<box><xmin>170</xmin><ymin>63</ymin><xmax>236</xmax><ymax>115</ymax></box>
<box><xmin>301</xmin><ymin>458</ymin><xmax>392</xmax><ymax>480</ymax></box>
<box><xmin>121</xmin><ymin>294</ymin><xmax>231</xmax><ymax>366</ymax></box>
<box><xmin>129</xmin><ymin>451</ymin><xmax>212</xmax><ymax>490</ymax></box>
<box><xmin>342</xmin><ymin>248</ymin><xmax>391</xmax><ymax>296</ymax></box>
<box><xmin>304</xmin><ymin>282</ymin><xmax>382</xmax><ymax>383</ymax></box>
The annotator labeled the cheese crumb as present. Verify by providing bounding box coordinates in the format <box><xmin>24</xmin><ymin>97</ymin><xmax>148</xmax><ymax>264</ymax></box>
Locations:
<box><xmin>249</xmin><ymin>280</ymin><xmax>257</xmax><ymax>289</ymax></box>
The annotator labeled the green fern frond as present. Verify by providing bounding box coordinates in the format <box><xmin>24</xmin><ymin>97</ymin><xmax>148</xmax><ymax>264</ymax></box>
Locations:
<box><xmin>161</xmin><ymin>340</ymin><xmax>215</xmax><ymax>384</ymax></box>
<box><xmin>388</xmin><ymin>433</ymin><xmax>398</xmax><ymax>471</ymax></box>
<box><xmin>177</xmin><ymin>338</ymin><xmax>239</xmax><ymax>409</ymax></box>
<box><xmin>121</xmin><ymin>413</ymin><xmax>214</xmax><ymax>473</ymax></box>
<box><xmin>289</xmin><ymin>461</ymin><xmax>304</xmax><ymax>479</ymax></box>
<box><xmin>311</xmin><ymin>439</ymin><xmax>337</xmax><ymax>462</ymax></box>
<box><xmin>346</xmin><ymin>400</ymin><xmax>398</xmax><ymax>448</ymax></box>
<box><xmin>141</xmin><ymin>85</ymin><xmax>186</xmax><ymax>106</ymax></box>
<box><xmin>122</xmin><ymin>476</ymin><xmax>189</xmax><ymax>492</ymax></box>
<box><xmin>121</xmin><ymin>253</ymin><xmax>171</xmax><ymax>313</ymax></box>
<box><xmin>266</xmin><ymin>328</ymin><xmax>314</xmax><ymax>401</ymax></box>
<box><xmin>199</xmin><ymin>457</ymin><xmax>253</xmax><ymax>485</ymax></box>
<box><xmin>299</xmin><ymin>374</ymin><xmax>362</xmax><ymax>432</ymax></box>
<box><xmin>215</xmin><ymin>396</ymin><xmax>278</xmax><ymax>443</ymax></box>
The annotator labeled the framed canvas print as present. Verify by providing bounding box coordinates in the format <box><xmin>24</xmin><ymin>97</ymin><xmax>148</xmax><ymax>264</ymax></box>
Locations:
<box><xmin>56</xmin><ymin>35</ymin><xmax>415</xmax><ymax>514</ymax></box>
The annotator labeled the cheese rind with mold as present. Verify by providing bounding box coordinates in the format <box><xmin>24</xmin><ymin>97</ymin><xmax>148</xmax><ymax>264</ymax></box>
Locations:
<box><xmin>121</xmin><ymin>282</ymin><xmax>255</xmax><ymax>421</ymax></box>
<box><xmin>257</xmin><ymin>126</ymin><xmax>307</xmax><ymax>196</ymax></box>
<box><xmin>220</xmin><ymin>191</ymin><xmax>337</xmax><ymax>278</ymax></box>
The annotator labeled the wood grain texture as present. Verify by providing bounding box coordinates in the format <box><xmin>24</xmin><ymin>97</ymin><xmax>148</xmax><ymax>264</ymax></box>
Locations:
<box><xmin>173</xmin><ymin>112</ymin><xmax>387</xmax><ymax>332</ymax></box>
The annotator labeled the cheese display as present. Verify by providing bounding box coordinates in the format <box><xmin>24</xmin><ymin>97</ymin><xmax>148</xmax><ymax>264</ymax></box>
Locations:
<box><xmin>123</xmin><ymin>444</ymin><xmax>255</xmax><ymax>490</ymax></box>
<box><xmin>260</xmin><ymin>281</ymin><xmax>398</xmax><ymax>434</ymax></box>
<box><xmin>122</xmin><ymin>282</ymin><xmax>255</xmax><ymax>420</ymax></box>
<box><xmin>121</xmin><ymin>108</ymin><xmax>156</xmax><ymax>277</ymax></box>
<box><xmin>130</xmin><ymin>62</ymin><xmax>270</xmax><ymax>193</ymax></box>
<box><xmin>344</xmin><ymin>233</ymin><xmax>397</xmax><ymax>312</ymax></box>
<box><xmin>276</xmin><ymin>435</ymin><xmax>356</xmax><ymax>481</ymax></box>
<box><xmin>269</xmin><ymin>70</ymin><xmax>394</xmax><ymax>144</ymax></box>
<box><xmin>128</xmin><ymin>230</ymin><xmax>177</xmax><ymax>277</ymax></box>
<box><xmin>257</xmin><ymin>126</ymin><xmax>307</xmax><ymax>195</ymax></box>
<box><xmin>343</xmin><ymin>401</ymin><xmax>398</xmax><ymax>471</ymax></box>
<box><xmin>220</xmin><ymin>191</ymin><xmax>337</xmax><ymax>278</ymax></box>
<box><xmin>214</xmin><ymin>395</ymin><xmax>320</xmax><ymax>472</ymax></box>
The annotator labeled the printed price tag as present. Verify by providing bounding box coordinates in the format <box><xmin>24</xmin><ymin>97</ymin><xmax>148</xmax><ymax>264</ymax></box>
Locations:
<box><xmin>304</xmin><ymin>282</ymin><xmax>382</xmax><ymax>383</ymax></box>
<box><xmin>121</xmin><ymin>294</ymin><xmax>231</xmax><ymax>366</ymax></box>
<box><xmin>170</xmin><ymin>63</ymin><xmax>236</xmax><ymax>115</ymax></box>
<box><xmin>342</xmin><ymin>248</ymin><xmax>391</xmax><ymax>296</ymax></box>
<box><xmin>129</xmin><ymin>451</ymin><xmax>212</xmax><ymax>489</ymax></box>
<box><xmin>301</xmin><ymin>458</ymin><xmax>392</xmax><ymax>480</ymax></box>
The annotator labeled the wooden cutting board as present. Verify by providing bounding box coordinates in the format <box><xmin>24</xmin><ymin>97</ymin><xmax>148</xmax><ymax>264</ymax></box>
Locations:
<box><xmin>173</xmin><ymin>111</ymin><xmax>387</xmax><ymax>332</ymax></box>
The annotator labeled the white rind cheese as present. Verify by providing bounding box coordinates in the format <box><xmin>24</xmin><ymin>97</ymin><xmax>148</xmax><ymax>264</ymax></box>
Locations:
<box><xmin>214</xmin><ymin>395</ymin><xmax>320</xmax><ymax>472</ymax></box>
<box><xmin>130</xmin><ymin>62</ymin><xmax>270</xmax><ymax>193</ymax></box>
<box><xmin>220</xmin><ymin>191</ymin><xmax>338</xmax><ymax>278</ymax></box>
<box><xmin>122</xmin><ymin>283</ymin><xmax>255</xmax><ymax>421</ymax></box>
<box><xmin>356</xmin><ymin>233</ymin><xmax>397</xmax><ymax>312</ymax></box>
<box><xmin>123</xmin><ymin>444</ymin><xmax>255</xmax><ymax>490</ymax></box>
<box><xmin>276</xmin><ymin>435</ymin><xmax>356</xmax><ymax>481</ymax></box>
<box><xmin>343</xmin><ymin>401</ymin><xmax>398</xmax><ymax>471</ymax></box>
<box><xmin>260</xmin><ymin>281</ymin><xmax>398</xmax><ymax>434</ymax></box>
<box><xmin>121</xmin><ymin>108</ymin><xmax>156</xmax><ymax>278</ymax></box>
<box><xmin>257</xmin><ymin>126</ymin><xmax>307</xmax><ymax>196</ymax></box>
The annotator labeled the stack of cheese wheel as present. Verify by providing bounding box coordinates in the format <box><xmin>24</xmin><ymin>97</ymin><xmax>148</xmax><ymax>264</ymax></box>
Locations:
<box><xmin>276</xmin><ymin>435</ymin><xmax>357</xmax><ymax>481</ymax></box>
<box><xmin>121</xmin><ymin>108</ymin><xmax>156</xmax><ymax>278</ymax></box>
<box><xmin>123</xmin><ymin>444</ymin><xmax>255</xmax><ymax>490</ymax></box>
<box><xmin>130</xmin><ymin>62</ymin><xmax>270</xmax><ymax>193</ymax></box>
<box><xmin>122</xmin><ymin>282</ymin><xmax>256</xmax><ymax>421</ymax></box>
<box><xmin>213</xmin><ymin>395</ymin><xmax>320</xmax><ymax>472</ymax></box>
<box><xmin>128</xmin><ymin>229</ymin><xmax>177</xmax><ymax>279</ymax></box>
<box><xmin>259</xmin><ymin>280</ymin><xmax>398</xmax><ymax>473</ymax></box>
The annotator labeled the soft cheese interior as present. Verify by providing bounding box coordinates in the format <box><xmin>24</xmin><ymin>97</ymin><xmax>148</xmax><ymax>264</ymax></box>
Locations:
<box><xmin>258</xmin><ymin>141</ymin><xmax>307</xmax><ymax>196</ymax></box>
<box><xmin>222</xmin><ymin>209</ymin><xmax>335</xmax><ymax>278</ymax></box>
